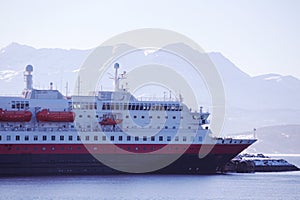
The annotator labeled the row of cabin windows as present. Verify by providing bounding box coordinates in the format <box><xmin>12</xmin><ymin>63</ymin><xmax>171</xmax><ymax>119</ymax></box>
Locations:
<box><xmin>1</xmin><ymin>135</ymin><xmax>202</xmax><ymax>142</ymax></box>
<box><xmin>72</xmin><ymin>102</ymin><xmax>97</xmax><ymax>110</ymax></box>
<box><xmin>102</xmin><ymin>103</ymin><xmax>183</xmax><ymax>111</ymax></box>
<box><xmin>129</xmin><ymin>115</ymin><xmax>179</xmax><ymax>119</ymax></box>
<box><xmin>11</xmin><ymin>101</ymin><xmax>29</xmax><ymax>109</ymax></box>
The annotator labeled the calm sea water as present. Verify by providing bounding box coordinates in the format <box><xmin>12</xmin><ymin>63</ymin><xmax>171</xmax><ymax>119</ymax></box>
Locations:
<box><xmin>0</xmin><ymin>156</ymin><xmax>299</xmax><ymax>200</ymax></box>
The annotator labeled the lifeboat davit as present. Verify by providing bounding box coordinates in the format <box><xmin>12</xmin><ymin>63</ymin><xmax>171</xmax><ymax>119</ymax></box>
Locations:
<box><xmin>0</xmin><ymin>108</ymin><xmax>32</xmax><ymax>122</ymax></box>
<box><xmin>36</xmin><ymin>109</ymin><xmax>75</xmax><ymax>122</ymax></box>
<box><xmin>99</xmin><ymin>118</ymin><xmax>123</xmax><ymax>125</ymax></box>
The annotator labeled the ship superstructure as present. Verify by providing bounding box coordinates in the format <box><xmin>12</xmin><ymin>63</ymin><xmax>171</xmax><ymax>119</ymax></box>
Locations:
<box><xmin>0</xmin><ymin>64</ymin><xmax>256</xmax><ymax>175</ymax></box>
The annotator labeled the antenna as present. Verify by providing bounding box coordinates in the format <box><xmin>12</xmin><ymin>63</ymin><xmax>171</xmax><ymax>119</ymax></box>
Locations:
<box><xmin>65</xmin><ymin>82</ymin><xmax>69</xmax><ymax>96</ymax></box>
<box><xmin>114</xmin><ymin>63</ymin><xmax>120</xmax><ymax>91</ymax></box>
<box><xmin>24</xmin><ymin>65</ymin><xmax>33</xmax><ymax>90</ymax></box>
<box><xmin>111</xmin><ymin>63</ymin><xmax>127</xmax><ymax>92</ymax></box>
<box><xmin>77</xmin><ymin>76</ymin><xmax>81</xmax><ymax>96</ymax></box>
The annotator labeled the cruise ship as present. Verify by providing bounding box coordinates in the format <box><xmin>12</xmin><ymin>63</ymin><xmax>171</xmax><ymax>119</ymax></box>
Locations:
<box><xmin>0</xmin><ymin>64</ymin><xmax>256</xmax><ymax>175</ymax></box>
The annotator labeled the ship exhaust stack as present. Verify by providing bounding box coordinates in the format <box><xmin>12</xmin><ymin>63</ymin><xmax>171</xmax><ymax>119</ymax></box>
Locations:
<box><xmin>24</xmin><ymin>65</ymin><xmax>33</xmax><ymax>90</ymax></box>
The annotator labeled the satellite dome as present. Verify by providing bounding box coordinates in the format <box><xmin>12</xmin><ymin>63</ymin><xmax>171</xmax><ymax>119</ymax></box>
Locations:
<box><xmin>25</xmin><ymin>65</ymin><xmax>33</xmax><ymax>72</ymax></box>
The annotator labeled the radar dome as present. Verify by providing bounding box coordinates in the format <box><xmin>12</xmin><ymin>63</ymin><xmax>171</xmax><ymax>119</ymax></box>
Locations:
<box><xmin>114</xmin><ymin>63</ymin><xmax>119</xmax><ymax>69</ymax></box>
<box><xmin>25</xmin><ymin>65</ymin><xmax>33</xmax><ymax>72</ymax></box>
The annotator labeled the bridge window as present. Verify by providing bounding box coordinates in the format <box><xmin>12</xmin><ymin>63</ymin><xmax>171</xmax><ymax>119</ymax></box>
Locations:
<box><xmin>127</xmin><ymin>136</ymin><xmax>131</xmax><ymax>141</ymax></box>
<box><xmin>151</xmin><ymin>136</ymin><xmax>155</xmax><ymax>141</ymax></box>
<box><xmin>25</xmin><ymin>135</ymin><xmax>29</xmax><ymax>141</ymax></box>
<box><xmin>143</xmin><ymin>136</ymin><xmax>147</xmax><ymax>141</ymax></box>
<box><xmin>16</xmin><ymin>135</ymin><xmax>20</xmax><ymax>141</ymax></box>
<box><xmin>85</xmin><ymin>136</ymin><xmax>89</xmax><ymax>141</ymax></box>
<box><xmin>167</xmin><ymin>136</ymin><xmax>171</xmax><ymax>141</ymax></box>
<box><xmin>175</xmin><ymin>136</ymin><xmax>179</xmax><ymax>141</ymax></box>
<box><xmin>51</xmin><ymin>135</ymin><xmax>56</xmax><ymax>141</ymax></box>
<box><xmin>60</xmin><ymin>135</ymin><xmax>64</xmax><ymax>141</ymax></box>
<box><xmin>94</xmin><ymin>136</ymin><xmax>98</xmax><ymax>141</ymax></box>
<box><xmin>159</xmin><ymin>136</ymin><xmax>163</xmax><ymax>141</ymax></box>
<box><xmin>135</xmin><ymin>136</ymin><xmax>139</xmax><ymax>141</ymax></box>
<box><xmin>198</xmin><ymin>136</ymin><xmax>202</xmax><ymax>142</ymax></box>
<box><xmin>69</xmin><ymin>135</ymin><xmax>73</xmax><ymax>141</ymax></box>
<box><xmin>34</xmin><ymin>135</ymin><xmax>38</xmax><ymax>141</ymax></box>
<box><xmin>119</xmin><ymin>136</ymin><xmax>123</xmax><ymax>141</ymax></box>
<box><xmin>102</xmin><ymin>136</ymin><xmax>106</xmax><ymax>141</ymax></box>
<box><xmin>42</xmin><ymin>135</ymin><xmax>47</xmax><ymax>141</ymax></box>
<box><xmin>110</xmin><ymin>136</ymin><xmax>114</xmax><ymax>141</ymax></box>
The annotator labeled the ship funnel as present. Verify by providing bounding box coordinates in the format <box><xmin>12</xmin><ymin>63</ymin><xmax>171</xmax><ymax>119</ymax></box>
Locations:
<box><xmin>24</xmin><ymin>65</ymin><xmax>33</xmax><ymax>90</ymax></box>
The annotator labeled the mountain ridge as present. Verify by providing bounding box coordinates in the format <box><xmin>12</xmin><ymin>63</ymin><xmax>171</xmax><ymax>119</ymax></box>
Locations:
<box><xmin>0</xmin><ymin>42</ymin><xmax>299</xmax><ymax>135</ymax></box>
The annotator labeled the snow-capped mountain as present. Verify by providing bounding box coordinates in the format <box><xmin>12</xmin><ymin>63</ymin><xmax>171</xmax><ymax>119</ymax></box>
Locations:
<box><xmin>0</xmin><ymin>42</ymin><xmax>299</xmax><ymax>135</ymax></box>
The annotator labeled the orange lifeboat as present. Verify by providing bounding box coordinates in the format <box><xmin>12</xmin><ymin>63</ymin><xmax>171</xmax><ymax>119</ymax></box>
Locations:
<box><xmin>99</xmin><ymin>118</ymin><xmax>123</xmax><ymax>125</ymax></box>
<box><xmin>0</xmin><ymin>108</ymin><xmax>32</xmax><ymax>122</ymax></box>
<box><xmin>36</xmin><ymin>109</ymin><xmax>75</xmax><ymax>122</ymax></box>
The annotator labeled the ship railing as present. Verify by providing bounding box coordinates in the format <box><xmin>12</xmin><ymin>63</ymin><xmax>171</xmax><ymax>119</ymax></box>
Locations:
<box><xmin>136</xmin><ymin>96</ymin><xmax>179</xmax><ymax>102</ymax></box>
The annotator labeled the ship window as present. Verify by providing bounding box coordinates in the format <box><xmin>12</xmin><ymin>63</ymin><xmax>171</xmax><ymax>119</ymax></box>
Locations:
<box><xmin>25</xmin><ymin>135</ymin><xmax>29</xmax><ymax>141</ymax></box>
<box><xmin>42</xmin><ymin>135</ymin><xmax>47</xmax><ymax>141</ymax></box>
<box><xmin>157</xmin><ymin>116</ymin><xmax>160</xmax><ymax>119</ymax></box>
<box><xmin>134</xmin><ymin>115</ymin><xmax>137</xmax><ymax>119</ymax></box>
<box><xmin>165</xmin><ymin>126</ymin><xmax>168</xmax><ymax>129</ymax></box>
<box><xmin>77</xmin><ymin>135</ymin><xmax>81</xmax><ymax>141</ymax></box>
<box><xmin>95</xmin><ymin>115</ymin><xmax>99</xmax><ymax>118</ymax></box>
<box><xmin>188</xmin><ymin>126</ymin><xmax>191</xmax><ymax>129</ymax></box>
<box><xmin>111</xmin><ymin>103</ymin><xmax>115</xmax><ymax>110</ymax></box>
<box><xmin>143</xmin><ymin>136</ymin><xmax>147</xmax><ymax>141</ymax></box>
<box><xmin>94</xmin><ymin>136</ymin><xmax>98</xmax><ymax>141</ymax></box>
<box><xmin>157</xmin><ymin>126</ymin><xmax>160</xmax><ymax>129</ymax></box>
<box><xmin>79</xmin><ymin>115</ymin><xmax>82</xmax><ymax>118</ymax></box>
<box><xmin>135</xmin><ymin>136</ymin><xmax>139</xmax><ymax>141</ymax></box>
<box><xmin>173</xmin><ymin>116</ymin><xmax>176</xmax><ymax>119</ymax></box>
<box><xmin>34</xmin><ymin>135</ymin><xmax>38</xmax><ymax>141</ymax></box>
<box><xmin>172</xmin><ymin>126</ymin><xmax>176</xmax><ymax>129</ymax></box>
<box><xmin>159</xmin><ymin>136</ymin><xmax>163</xmax><ymax>141</ymax></box>
<box><xmin>16</xmin><ymin>135</ymin><xmax>20</xmax><ymax>141</ymax></box>
<box><xmin>51</xmin><ymin>135</ymin><xmax>56</xmax><ymax>141</ymax></box>
<box><xmin>198</xmin><ymin>136</ymin><xmax>202</xmax><ymax>142</ymax></box>
<box><xmin>151</xmin><ymin>136</ymin><xmax>155</xmax><ymax>141</ymax></box>
<box><xmin>124</xmin><ymin>104</ymin><xmax>128</xmax><ymax>110</ymax></box>
<box><xmin>167</xmin><ymin>136</ymin><xmax>171</xmax><ymax>141</ymax></box>
<box><xmin>175</xmin><ymin>136</ymin><xmax>179</xmax><ymax>141</ymax></box>
<box><xmin>127</xmin><ymin>136</ymin><xmax>131</xmax><ymax>141</ymax></box>
<box><xmin>115</xmin><ymin>104</ymin><xmax>119</xmax><ymax>110</ymax></box>
<box><xmin>149</xmin><ymin>116</ymin><xmax>152</xmax><ymax>119</ymax></box>
<box><xmin>85</xmin><ymin>136</ymin><xmax>89</xmax><ymax>141</ymax></box>
<box><xmin>119</xmin><ymin>136</ymin><xmax>122</xmax><ymax>141</ymax></box>
<box><xmin>102</xmin><ymin>136</ymin><xmax>106</xmax><ymax>141</ymax></box>
<box><xmin>126</xmin><ymin>115</ymin><xmax>129</xmax><ymax>118</ymax></box>
<box><xmin>0</xmin><ymin>135</ymin><xmax>1</xmax><ymax>141</ymax></box>
<box><xmin>165</xmin><ymin>116</ymin><xmax>168</xmax><ymax>119</ymax></box>
<box><xmin>141</xmin><ymin>116</ymin><xmax>145</xmax><ymax>119</ymax></box>
<box><xmin>110</xmin><ymin>136</ymin><xmax>114</xmax><ymax>141</ymax></box>
<box><xmin>69</xmin><ymin>135</ymin><xmax>73</xmax><ymax>141</ymax></box>
<box><xmin>183</xmin><ymin>136</ymin><xmax>187</xmax><ymax>142</ymax></box>
<box><xmin>60</xmin><ymin>135</ymin><xmax>64</xmax><ymax>141</ymax></box>
<box><xmin>87</xmin><ymin>115</ymin><xmax>91</xmax><ymax>118</ymax></box>
<box><xmin>191</xmin><ymin>136</ymin><xmax>195</xmax><ymax>142</ymax></box>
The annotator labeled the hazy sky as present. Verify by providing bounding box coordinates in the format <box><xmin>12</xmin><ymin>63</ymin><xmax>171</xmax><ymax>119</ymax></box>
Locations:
<box><xmin>0</xmin><ymin>0</ymin><xmax>299</xmax><ymax>78</ymax></box>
